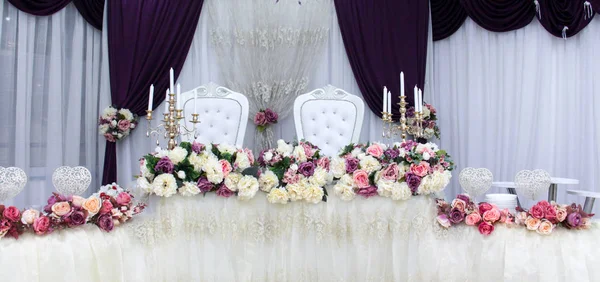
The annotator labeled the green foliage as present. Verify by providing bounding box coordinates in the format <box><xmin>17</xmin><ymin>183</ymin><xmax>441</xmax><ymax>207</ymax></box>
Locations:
<box><xmin>241</xmin><ymin>166</ymin><xmax>260</xmax><ymax>178</ymax></box>
<box><xmin>144</xmin><ymin>155</ymin><xmax>159</xmax><ymax>175</ymax></box>
<box><xmin>270</xmin><ymin>156</ymin><xmax>291</xmax><ymax>181</ymax></box>
<box><xmin>179</xmin><ymin>142</ymin><xmax>192</xmax><ymax>155</ymax></box>
<box><xmin>340</xmin><ymin>143</ymin><xmax>355</xmax><ymax>156</ymax></box>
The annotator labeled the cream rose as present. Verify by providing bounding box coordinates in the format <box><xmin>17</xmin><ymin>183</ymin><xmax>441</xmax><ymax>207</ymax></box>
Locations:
<box><xmin>237</xmin><ymin>176</ymin><xmax>259</xmax><ymax>201</ymax></box>
<box><xmin>555</xmin><ymin>207</ymin><xmax>568</xmax><ymax>222</ymax></box>
<box><xmin>179</xmin><ymin>181</ymin><xmax>200</xmax><ymax>197</ymax></box>
<box><xmin>292</xmin><ymin>146</ymin><xmax>308</xmax><ymax>162</ymax></box>
<box><xmin>51</xmin><ymin>202</ymin><xmax>71</xmax><ymax>216</ymax></box>
<box><xmin>359</xmin><ymin>155</ymin><xmax>382</xmax><ymax>174</ymax></box>
<box><xmin>259</xmin><ymin>170</ymin><xmax>279</xmax><ymax>192</ymax></box>
<box><xmin>218</xmin><ymin>144</ymin><xmax>237</xmax><ymax>155</ymax></box>
<box><xmin>525</xmin><ymin>216</ymin><xmax>541</xmax><ymax>231</ymax></box>
<box><xmin>168</xmin><ymin>146</ymin><xmax>188</xmax><ymax>165</ymax></box>
<box><xmin>82</xmin><ymin>196</ymin><xmax>101</xmax><ymax>214</ymax></box>
<box><xmin>276</xmin><ymin>140</ymin><xmax>293</xmax><ymax>155</ymax></box>
<box><xmin>334</xmin><ymin>183</ymin><xmax>356</xmax><ymax>201</ymax></box>
<box><xmin>287</xmin><ymin>180</ymin><xmax>307</xmax><ymax>201</ymax></box>
<box><xmin>309</xmin><ymin>167</ymin><xmax>329</xmax><ymax>187</ymax></box>
<box><xmin>267</xmin><ymin>188</ymin><xmax>290</xmax><ymax>204</ymax></box>
<box><xmin>234</xmin><ymin>152</ymin><xmax>251</xmax><ymax>170</ymax></box>
<box><xmin>204</xmin><ymin>158</ymin><xmax>225</xmax><ymax>184</ymax></box>
<box><xmin>376</xmin><ymin>179</ymin><xmax>395</xmax><ymax>198</ymax></box>
<box><xmin>390</xmin><ymin>182</ymin><xmax>411</xmax><ymax>201</ymax></box>
<box><xmin>118</xmin><ymin>108</ymin><xmax>134</xmax><ymax>120</ymax></box>
<box><xmin>330</xmin><ymin>157</ymin><xmax>347</xmax><ymax>179</ymax></box>
<box><xmin>418</xmin><ymin>175</ymin><xmax>434</xmax><ymax>195</ymax></box>
<box><xmin>225</xmin><ymin>172</ymin><xmax>243</xmax><ymax>191</ymax></box>
<box><xmin>303</xmin><ymin>184</ymin><xmax>325</xmax><ymax>204</ymax></box>
<box><xmin>152</xmin><ymin>174</ymin><xmax>178</xmax><ymax>197</ymax></box>
<box><xmin>71</xmin><ymin>195</ymin><xmax>86</xmax><ymax>207</ymax></box>
<box><xmin>536</xmin><ymin>219</ymin><xmax>554</xmax><ymax>235</ymax></box>
<box><xmin>21</xmin><ymin>209</ymin><xmax>39</xmax><ymax>225</ymax></box>
<box><xmin>339</xmin><ymin>174</ymin><xmax>354</xmax><ymax>187</ymax></box>
<box><xmin>137</xmin><ymin>177</ymin><xmax>153</xmax><ymax>194</ymax></box>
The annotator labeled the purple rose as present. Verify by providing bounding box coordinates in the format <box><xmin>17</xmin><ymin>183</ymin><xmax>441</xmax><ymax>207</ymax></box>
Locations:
<box><xmin>216</xmin><ymin>184</ymin><xmax>234</xmax><ymax>198</ymax></box>
<box><xmin>356</xmin><ymin>185</ymin><xmax>378</xmax><ymax>198</ymax></box>
<box><xmin>197</xmin><ymin>178</ymin><xmax>214</xmax><ymax>193</ymax></box>
<box><xmin>191</xmin><ymin>141</ymin><xmax>204</xmax><ymax>154</ymax></box>
<box><xmin>405</xmin><ymin>172</ymin><xmax>421</xmax><ymax>194</ymax></box>
<box><xmin>155</xmin><ymin>157</ymin><xmax>174</xmax><ymax>174</ymax></box>
<box><xmin>384</xmin><ymin>148</ymin><xmax>399</xmax><ymax>159</ymax></box>
<box><xmin>68</xmin><ymin>210</ymin><xmax>86</xmax><ymax>226</ymax></box>
<box><xmin>456</xmin><ymin>194</ymin><xmax>471</xmax><ymax>203</ymax></box>
<box><xmin>566</xmin><ymin>212</ymin><xmax>582</xmax><ymax>229</ymax></box>
<box><xmin>407</xmin><ymin>107</ymin><xmax>415</xmax><ymax>118</ymax></box>
<box><xmin>298</xmin><ymin>162</ymin><xmax>315</xmax><ymax>177</ymax></box>
<box><xmin>254</xmin><ymin>112</ymin><xmax>267</xmax><ymax>126</ymax></box>
<box><xmin>97</xmin><ymin>214</ymin><xmax>114</xmax><ymax>232</ymax></box>
<box><xmin>264</xmin><ymin>108</ymin><xmax>278</xmax><ymax>123</ymax></box>
<box><xmin>345</xmin><ymin>157</ymin><xmax>359</xmax><ymax>174</ymax></box>
<box><xmin>44</xmin><ymin>195</ymin><xmax>58</xmax><ymax>213</ymax></box>
<box><xmin>449</xmin><ymin>208</ymin><xmax>465</xmax><ymax>224</ymax></box>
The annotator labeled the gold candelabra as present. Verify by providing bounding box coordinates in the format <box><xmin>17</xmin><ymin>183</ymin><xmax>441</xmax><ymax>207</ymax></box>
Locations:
<box><xmin>145</xmin><ymin>93</ymin><xmax>200</xmax><ymax>150</ymax></box>
<box><xmin>407</xmin><ymin>112</ymin><xmax>424</xmax><ymax>139</ymax></box>
<box><xmin>381</xmin><ymin>95</ymin><xmax>409</xmax><ymax>142</ymax></box>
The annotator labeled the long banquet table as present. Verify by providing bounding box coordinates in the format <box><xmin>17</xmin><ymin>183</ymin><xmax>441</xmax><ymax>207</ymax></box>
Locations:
<box><xmin>1</xmin><ymin>193</ymin><xmax>599</xmax><ymax>282</ymax></box>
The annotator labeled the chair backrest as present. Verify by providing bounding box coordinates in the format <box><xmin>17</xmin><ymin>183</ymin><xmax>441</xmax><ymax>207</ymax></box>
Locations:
<box><xmin>179</xmin><ymin>82</ymin><xmax>249</xmax><ymax>147</ymax></box>
<box><xmin>293</xmin><ymin>85</ymin><xmax>364</xmax><ymax>157</ymax></box>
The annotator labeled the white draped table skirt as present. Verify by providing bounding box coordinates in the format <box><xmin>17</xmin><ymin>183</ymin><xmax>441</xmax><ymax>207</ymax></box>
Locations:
<box><xmin>1</xmin><ymin>194</ymin><xmax>599</xmax><ymax>282</ymax></box>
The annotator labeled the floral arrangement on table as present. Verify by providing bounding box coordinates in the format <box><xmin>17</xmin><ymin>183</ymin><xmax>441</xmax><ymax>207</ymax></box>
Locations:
<box><xmin>0</xmin><ymin>183</ymin><xmax>145</xmax><ymax>240</ymax></box>
<box><xmin>332</xmin><ymin>141</ymin><xmax>454</xmax><ymax>201</ymax></box>
<box><xmin>515</xmin><ymin>200</ymin><xmax>594</xmax><ymax>235</ymax></box>
<box><xmin>254</xmin><ymin>108</ymin><xmax>278</xmax><ymax>132</ymax></box>
<box><xmin>407</xmin><ymin>102</ymin><xmax>440</xmax><ymax>140</ymax></box>
<box><xmin>98</xmin><ymin>106</ymin><xmax>138</xmax><ymax>142</ymax></box>
<box><xmin>138</xmin><ymin>141</ymin><xmax>260</xmax><ymax>201</ymax></box>
<box><xmin>436</xmin><ymin>194</ymin><xmax>514</xmax><ymax>236</ymax></box>
<box><xmin>257</xmin><ymin>139</ymin><xmax>332</xmax><ymax>204</ymax></box>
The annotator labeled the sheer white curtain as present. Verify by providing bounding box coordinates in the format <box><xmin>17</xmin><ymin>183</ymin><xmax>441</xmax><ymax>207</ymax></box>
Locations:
<box><xmin>0</xmin><ymin>1</ymin><xmax>103</xmax><ymax>207</ymax></box>
<box><xmin>432</xmin><ymin>18</ymin><xmax>600</xmax><ymax>212</ymax></box>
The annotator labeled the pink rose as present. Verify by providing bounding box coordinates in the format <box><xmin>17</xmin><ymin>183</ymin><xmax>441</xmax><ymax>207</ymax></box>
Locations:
<box><xmin>478</xmin><ymin>221</ymin><xmax>494</xmax><ymax>235</ymax></box>
<box><xmin>51</xmin><ymin>202</ymin><xmax>71</xmax><ymax>216</ymax></box>
<box><xmin>478</xmin><ymin>202</ymin><xmax>493</xmax><ymax>215</ymax></box>
<box><xmin>538</xmin><ymin>200</ymin><xmax>551</xmax><ymax>209</ymax></box>
<box><xmin>381</xmin><ymin>163</ymin><xmax>400</xmax><ymax>181</ymax></box>
<box><xmin>302</xmin><ymin>143</ymin><xmax>315</xmax><ymax>158</ymax></box>
<box><xmin>316</xmin><ymin>158</ymin><xmax>330</xmax><ymax>170</ymax></box>
<box><xmin>451</xmin><ymin>199</ymin><xmax>467</xmax><ymax>213</ymax></box>
<box><xmin>352</xmin><ymin>170</ymin><xmax>370</xmax><ymax>188</ymax></box>
<box><xmin>465</xmin><ymin>212</ymin><xmax>482</xmax><ymax>226</ymax></box>
<box><xmin>410</xmin><ymin>161</ymin><xmax>430</xmax><ymax>177</ymax></box>
<box><xmin>545</xmin><ymin>206</ymin><xmax>558</xmax><ymax>223</ymax></box>
<box><xmin>219</xmin><ymin>160</ymin><xmax>233</xmax><ymax>177</ymax></box>
<box><xmin>499</xmin><ymin>209</ymin><xmax>511</xmax><ymax>223</ymax></box>
<box><xmin>244</xmin><ymin>148</ymin><xmax>255</xmax><ymax>165</ymax></box>
<box><xmin>104</xmin><ymin>133</ymin><xmax>116</xmax><ymax>142</ymax></box>
<box><xmin>515</xmin><ymin>211</ymin><xmax>528</xmax><ymax>225</ymax></box>
<box><xmin>33</xmin><ymin>216</ymin><xmax>51</xmax><ymax>235</ymax></box>
<box><xmin>254</xmin><ymin>112</ymin><xmax>267</xmax><ymax>126</ymax></box>
<box><xmin>100</xmin><ymin>200</ymin><xmax>113</xmax><ymax>215</ymax></box>
<box><xmin>530</xmin><ymin>204</ymin><xmax>545</xmax><ymax>219</ymax></box>
<box><xmin>483</xmin><ymin>208</ymin><xmax>501</xmax><ymax>223</ymax></box>
<box><xmin>437</xmin><ymin>214</ymin><xmax>451</xmax><ymax>228</ymax></box>
<box><xmin>525</xmin><ymin>216</ymin><xmax>541</xmax><ymax>231</ymax></box>
<box><xmin>2</xmin><ymin>206</ymin><xmax>20</xmax><ymax>222</ymax></box>
<box><xmin>116</xmin><ymin>192</ymin><xmax>132</xmax><ymax>206</ymax></box>
<box><xmin>71</xmin><ymin>196</ymin><xmax>86</xmax><ymax>208</ymax></box>
<box><xmin>118</xmin><ymin>119</ymin><xmax>131</xmax><ymax>131</ymax></box>
<box><xmin>556</xmin><ymin>207</ymin><xmax>568</xmax><ymax>222</ymax></box>
<box><xmin>283</xmin><ymin>169</ymin><xmax>300</xmax><ymax>184</ymax></box>
<box><xmin>366</xmin><ymin>144</ymin><xmax>384</xmax><ymax>158</ymax></box>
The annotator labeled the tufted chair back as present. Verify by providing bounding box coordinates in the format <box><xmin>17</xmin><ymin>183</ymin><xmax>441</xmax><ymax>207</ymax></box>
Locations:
<box><xmin>293</xmin><ymin>85</ymin><xmax>365</xmax><ymax>157</ymax></box>
<box><xmin>179</xmin><ymin>82</ymin><xmax>249</xmax><ymax>147</ymax></box>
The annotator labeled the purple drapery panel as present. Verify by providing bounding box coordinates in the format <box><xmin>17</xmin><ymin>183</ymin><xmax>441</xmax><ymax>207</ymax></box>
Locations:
<box><xmin>431</xmin><ymin>0</ymin><xmax>467</xmax><ymax>41</ymax></box>
<box><xmin>538</xmin><ymin>0</ymin><xmax>594</xmax><ymax>38</ymax></box>
<box><xmin>102</xmin><ymin>0</ymin><xmax>204</xmax><ymax>184</ymax></box>
<box><xmin>334</xmin><ymin>0</ymin><xmax>429</xmax><ymax>119</ymax></box>
<box><xmin>432</xmin><ymin>0</ymin><xmax>596</xmax><ymax>40</ymax></box>
<box><xmin>7</xmin><ymin>0</ymin><xmax>104</xmax><ymax>29</ymax></box>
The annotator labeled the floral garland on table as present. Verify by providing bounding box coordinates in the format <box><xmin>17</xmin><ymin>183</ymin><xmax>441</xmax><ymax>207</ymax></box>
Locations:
<box><xmin>436</xmin><ymin>194</ymin><xmax>514</xmax><ymax>236</ymax></box>
<box><xmin>0</xmin><ymin>183</ymin><xmax>145</xmax><ymax>239</ymax></box>
<box><xmin>138</xmin><ymin>141</ymin><xmax>260</xmax><ymax>200</ymax></box>
<box><xmin>407</xmin><ymin>102</ymin><xmax>440</xmax><ymax>140</ymax></box>
<box><xmin>257</xmin><ymin>140</ymin><xmax>332</xmax><ymax>204</ymax></box>
<box><xmin>98</xmin><ymin>106</ymin><xmax>138</xmax><ymax>142</ymax></box>
<box><xmin>331</xmin><ymin>141</ymin><xmax>454</xmax><ymax>201</ymax></box>
<box><xmin>515</xmin><ymin>201</ymin><xmax>594</xmax><ymax>235</ymax></box>
<box><xmin>254</xmin><ymin>108</ymin><xmax>278</xmax><ymax>132</ymax></box>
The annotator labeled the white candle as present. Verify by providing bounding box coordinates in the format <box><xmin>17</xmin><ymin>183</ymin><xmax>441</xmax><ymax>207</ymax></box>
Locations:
<box><xmin>165</xmin><ymin>89</ymin><xmax>169</xmax><ymax>113</ymax></box>
<box><xmin>194</xmin><ymin>93</ymin><xmax>197</xmax><ymax>114</ymax></box>
<box><xmin>413</xmin><ymin>85</ymin><xmax>418</xmax><ymax>111</ymax></box>
<box><xmin>400</xmin><ymin>72</ymin><xmax>405</xmax><ymax>97</ymax></box>
<box><xmin>387</xmin><ymin>91</ymin><xmax>391</xmax><ymax>113</ymax></box>
<box><xmin>418</xmin><ymin>88</ymin><xmax>423</xmax><ymax>112</ymax></box>
<box><xmin>176</xmin><ymin>84</ymin><xmax>181</xmax><ymax>109</ymax></box>
<box><xmin>148</xmin><ymin>84</ymin><xmax>154</xmax><ymax>111</ymax></box>
<box><xmin>383</xmin><ymin>86</ymin><xmax>387</xmax><ymax>113</ymax></box>
<box><xmin>169</xmin><ymin>68</ymin><xmax>175</xmax><ymax>95</ymax></box>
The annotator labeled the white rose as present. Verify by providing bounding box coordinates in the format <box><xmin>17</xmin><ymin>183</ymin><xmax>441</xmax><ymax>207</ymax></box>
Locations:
<box><xmin>218</xmin><ymin>144</ymin><xmax>237</xmax><ymax>155</ymax></box>
<box><xmin>111</xmin><ymin>120</ymin><xmax>118</xmax><ymax>127</ymax></box>
<box><xmin>276</xmin><ymin>140</ymin><xmax>293</xmax><ymax>154</ymax></box>
<box><xmin>303</xmin><ymin>184</ymin><xmax>325</xmax><ymax>204</ymax></box>
<box><xmin>309</xmin><ymin>167</ymin><xmax>329</xmax><ymax>187</ymax></box>
<box><xmin>188</xmin><ymin>152</ymin><xmax>203</xmax><ymax>172</ymax></box>
<box><xmin>290</xmin><ymin>163</ymin><xmax>298</xmax><ymax>171</ymax></box>
<box><xmin>423</xmin><ymin>152</ymin><xmax>431</xmax><ymax>161</ymax></box>
<box><xmin>152</xmin><ymin>174</ymin><xmax>178</xmax><ymax>197</ymax></box>
<box><xmin>98</xmin><ymin>124</ymin><xmax>109</xmax><ymax>134</ymax></box>
<box><xmin>292</xmin><ymin>146</ymin><xmax>308</xmax><ymax>162</ymax></box>
<box><xmin>140</xmin><ymin>159</ymin><xmax>154</xmax><ymax>181</ymax></box>
<box><xmin>117</xmin><ymin>133</ymin><xmax>123</xmax><ymax>139</ymax></box>
<box><xmin>330</xmin><ymin>157</ymin><xmax>347</xmax><ymax>179</ymax></box>
<box><xmin>237</xmin><ymin>176</ymin><xmax>259</xmax><ymax>201</ymax></box>
<box><xmin>398</xmin><ymin>165</ymin><xmax>409</xmax><ymax>180</ymax></box>
<box><xmin>103</xmin><ymin>106</ymin><xmax>117</xmax><ymax>117</ymax></box>
<box><xmin>21</xmin><ymin>209</ymin><xmax>40</xmax><ymax>225</ymax></box>
<box><xmin>263</xmin><ymin>151</ymin><xmax>273</xmax><ymax>162</ymax></box>
<box><xmin>418</xmin><ymin>175</ymin><xmax>434</xmax><ymax>195</ymax></box>
<box><xmin>399</xmin><ymin>148</ymin><xmax>407</xmax><ymax>158</ymax></box>
<box><xmin>234</xmin><ymin>152</ymin><xmax>251</xmax><ymax>170</ymax></box>
<box><xmin>259</xmin><ymin>170</ymin><xmax>279</xmax><ymax>192</ymax></box>
<box><xmin>424</xmin><ymin>128</ymin><xmax>435</xmax><ymax>139</ymax></box>
<box><xmin>359</xmin><ymin>156</ymin><xmax>382</xmax><ymax>174</ymax></box>
<box><xmin>168</xmin><ymin>147</ymin><xmax>188</xmax><ymax>165</ymax></box>
<box><xmin>374</xmin><ymin>170</ymin><xmax>382</xmax><ymax>183</ymax></box>
<box><xmin>204</xmin><ymin>157</ymin><xmax>224</xmax><ymax>184</ymax></box>
<box><xmin>286</xmin><ymin>180</ymin><xmax>307</xmax><ymax>201</ymax></box>
<box><xmin>225</xmin><ymin>172</ymin><xmax>243</xmax><ymax>191</ymax></box>
<box><xmin>267</xmin><ymin>187</ymin><xmax>290</xmax><ymax>204</ymax></box>
<box><xmin>428</xmin><ymin>143</ymin><xmax>439</xmax><ymax>152</ymax></box>
<box><xmin>177</xmin><ymin>170</ymin><xmax>186</xmax><ymax>179</ymax></box>
<box><xmin>137</xmin><ymin>177</ymin><xmax>153</xmax><ymax>194</ymax></box>
<box><xmin>130</xmin><ymin>123</ymin><xmax>136</xmax><ymax>129</ymax></box>
<box><xmin>155</xmin><ymin>148</ymin><xmax>169</xmax><ymax>158</ymax></box>
<box><xmin>179</xmin><ymin>181</ymin><xmax>200</xmax><ymax>197</ymax></box>
<box><xmin>334</xmin><ymin>183</ymin><xmax>356</xmax><ymax>201</ymax></box>
<box><xmin>391</xmin><ymin>182</ymin><xmax>411</xmax><ymax>201</ymax></box>
<box><xmin>340</xmin><ymin>174</ymin><xmax>354</xmax><ymax>186</ymax></box>
<box><xmin>118</xmin><ymin>108</ymin><xmax>134</xmax><ymax>120</ymax></box>
<box><xmin>351</xmin><ymin>148</ymin><xmax>362</xmax><ymax>157</ymax></box>
<box><xmin>422</xmin><ymin>106</ymin><xmax>430</xmax><ymax>118</ymax></box>
<box><xmin>377</xmin><ymin>179</ymin><xmax>395</xmax><ymax>198</ymax></box>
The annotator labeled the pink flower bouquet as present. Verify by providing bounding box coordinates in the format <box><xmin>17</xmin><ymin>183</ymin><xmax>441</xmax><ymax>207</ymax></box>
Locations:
<box><xmin>407</xmin><ymin>102</ymin><xmax>441</xmax><ymax>140</ymax></box>
<box><xmin>254</xmin><ymin>108</ymin><xmax>278</xmax><ymax>132</ymax></box>
<box><xmin>98</xmin><ymin>106</ymin><xmax>138</xmax><ymax>142</ymax></box>
<box><xmin>515</xmin><ymin>201</ymin><xmax>594</xmax><ymax>235</ymax></box>
<box><xmin>0</xmin><ymin>205</ymin><xmax>24</xmax><ymax>239</ymax></box>
<box><xmin>436</xmin><ymin>194</ymin><xmax>514</xmax><ymax>236</ymax></box>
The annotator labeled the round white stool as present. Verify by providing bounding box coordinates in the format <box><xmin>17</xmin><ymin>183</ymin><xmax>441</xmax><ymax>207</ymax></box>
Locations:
<box><xmin>567</xmin><ymin>189</ymin><xmax>600</xmax><ymax>214</ymax></box>
<box><xmin>491</xmin><ymin>182</ymin><xmax>521</xmax><ymax>208</ymax></box>
<box><xmin>493</xmin><ymin>177</ymin><xmax>579</xmax><ymax>202</ymax></box>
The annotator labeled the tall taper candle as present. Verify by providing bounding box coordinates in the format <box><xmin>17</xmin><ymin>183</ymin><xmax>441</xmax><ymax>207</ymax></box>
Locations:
<box><xmin>383</xmin><ymin>86</ymin><xmax>388</xmax><ymax>113</ymax></box>
<box><xmin>418</xmin><ymin>89</ymin><xmax>423</xmax><ymax>112</ymax></box>
<box><xmin>400</xmin><ymin>72</ymin><xmax>405</xmax><ymax>97</ymax></box>
<box><xmin>148</xmin><ymin>84</ymin><xmax>154</xmax><ymax>111</ymax></box>
<box><xmin>194</xmin><ymin>93</ymin><xmax>197</xmax><ymax>114</ymax></box>
<box><xmin>413</xmin><ymin>85</ymin><xmax>418</xmax><ymax>111</ymax></box>
<box><xmin>169</xmin><ymin>68</ymin><xmax>175</xmax><ymax>94</ymax></box>
<box><xmin>387</xmin><ymin>91</ymin><xmax>391</xmax><ymax>113</ymax></box>
<box><xmin>176</xmin><ymin>83</ymin><xmax>181</xmax><ymax>109</ymax></box>
<box><xmin>165</xmin><ymin>89</ymin><xmax>169</xmax><ymax>113</ymax></box>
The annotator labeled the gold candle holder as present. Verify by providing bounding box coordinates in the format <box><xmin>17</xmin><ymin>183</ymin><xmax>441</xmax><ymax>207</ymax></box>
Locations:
<box><xmin>146</xmin><ymin>90</ymin><xmax>200</xmax><ymax>150</ymax></box>
<box><xmin>398</xmin><ymin>95</ymin><xmax>407</xmax><ymax>142</ymax></box>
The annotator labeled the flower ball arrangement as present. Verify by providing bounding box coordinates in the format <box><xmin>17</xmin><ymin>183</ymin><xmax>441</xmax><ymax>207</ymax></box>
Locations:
<box><xmin>98</xmin><ymin>106</ymin><xmax>138</xmax><ymax>142</ymax></box>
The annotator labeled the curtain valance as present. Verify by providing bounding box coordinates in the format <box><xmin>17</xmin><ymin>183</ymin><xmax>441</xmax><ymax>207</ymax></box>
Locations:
<box><xmin>7</xmin><ymin>0</ymin><xmax>104</xmax><ymax>29</ymax></box>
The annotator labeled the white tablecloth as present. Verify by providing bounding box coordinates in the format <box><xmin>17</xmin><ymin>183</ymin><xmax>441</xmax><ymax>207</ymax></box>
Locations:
<box><xmin>1</xmin><ymin>194</ymin><xmax>599</xmax><ymax>282</ymax></box>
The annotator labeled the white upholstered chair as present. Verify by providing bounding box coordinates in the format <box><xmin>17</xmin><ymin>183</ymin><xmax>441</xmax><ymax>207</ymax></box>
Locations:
<box><xmin>179</xmin><ymin>82</ymin><xmax>249</xmax><ymax>147</ymax></box>
<box><xmin>293</xmin><ymin>85</ymin><xmax>365</xmax><ymax>157</ymax></box>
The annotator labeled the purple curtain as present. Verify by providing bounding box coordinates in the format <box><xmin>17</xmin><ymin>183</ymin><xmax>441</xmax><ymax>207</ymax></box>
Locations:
<box><xmin>7</xmin><ymin>0</ymin><xmax>104</xmax><ymax>29</ymax></box>
<box><xmin>102</xmin><ymin>0</ymin><xmax>204</xmax><ymax>184</ymax></box>
<box><xmin>334</xmin><ymin>0</ymin><xmax>429</xmax><ymax>119</ymax></box>
<box><xmin>460</xmin><ymin>0</ymin><xmax>535</xmax><ymax>32</ymax></box>
<box><xmin>431</xmin><ymin>0</ymin><xmax>467</xmax><ymax>41</ymax></box>
<box><xmin>538</xmin><ymin>0</ymin><xmax>594</xmax><ymax>38</ymax></box>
